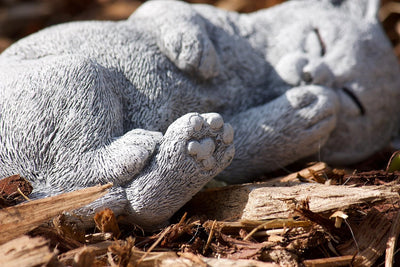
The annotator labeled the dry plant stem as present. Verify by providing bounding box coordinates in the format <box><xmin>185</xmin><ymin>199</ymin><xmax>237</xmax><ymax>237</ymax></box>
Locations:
<box><xmin>243</xmin><ymin>219</ymin><xmax>310</xmax><ymax>241</ymax></box>
<box><xmin>252</xmin><ymin>228</ymin><xmax>288</xmax><ymax>238</ymax></box>
<box><xmin>0</xmin><ymin>183</ymin><xmax>112</xmax><ymax>245</ymax></box>
<box><xmin>129</xmin><ymin>247</ymin><xmax>177</xmax><ymax>266</ymax></box>
<box><xmin>108</xmin><ymin>251</ymin><xmax>118</xmax><ymax>267</ymax></box>
<box><xmin>207</xmin><ymin>219</ymin><xmax>311</xmax><ymax>233</ymax></box>
<box><xmin>203</xmin><ymin>220</ymin><xmax>216</xmax><ymax>254</ymax></box>
<box><xmin>135</xmin><ymin>225</ymin><xmax>172</xmax><ymax>266</ymax></box>
<box><xmin>17</xmin><ymin>187</ymin><xmax>31</xmax><ymax>201</ymax></box>
<box><xmin>85</xmin><ymin>232</ymin><xmax>113</xmax><ymax>243</ymax></box>
<box><xmin>303</xmin><ymin>255</ymin><xmax>361</xmax><ymax>267</ymax></box>
<box><xmin>385</xmin><ymin>212</ymin><xmax>400</xmax><ymax>267</ymax></box>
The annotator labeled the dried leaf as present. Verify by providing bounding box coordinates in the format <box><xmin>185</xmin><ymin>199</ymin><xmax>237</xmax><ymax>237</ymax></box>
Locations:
<box><xmin>94</xmin><ymin>208</ymin><xmax>121</xmax><ymax>238</ymax></box>
<box><xmin>0</xmin><ymin>174</ymin><xmax>33</xmax><ymax>207</ymax></box>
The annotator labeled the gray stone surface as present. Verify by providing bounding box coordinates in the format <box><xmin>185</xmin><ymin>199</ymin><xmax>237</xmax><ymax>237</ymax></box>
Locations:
<box><xmin>1</xmin><ymin>0</ymin><xmax>399</xmax><ymax>229</ymax></box>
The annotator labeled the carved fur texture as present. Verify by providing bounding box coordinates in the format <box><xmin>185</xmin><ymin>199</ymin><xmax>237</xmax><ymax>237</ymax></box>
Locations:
<box><xmin>1</xmin><ymin>0</ymin><xmax>399</xmax><ymax>229</ymax></box>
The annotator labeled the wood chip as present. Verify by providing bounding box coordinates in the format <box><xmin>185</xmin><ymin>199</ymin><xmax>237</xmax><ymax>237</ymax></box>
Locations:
<box><xmin>185</xmin><ymin>182</ymin><xmax>399</xmax><ymax>222</ymax></box>
<box><xmin>0</xmin><ymin>235</ymin><xmax>59</xmax><ymax>267</ymax></box>
<box><xmin>58</xmin><ymin>240</ymin><xmax>115</xmax><ymax>266</ymax></box>
<box><xmin>53</xmin><ymin>213</ymin><xmax>86</xmax><ymax>243</ymax></box>
<box><xmin>73</xmin><ymin>246</ymin><xmax>95</xmax><ymax>267</ymax></box>
<box><xmin>385</xmin><ymin>211</ymin><xmax>400</xmax><ymax>267</ymax></box>
<box><xmin>29</xmin><ymin>225</ymin><xmax>83</xmax><ymax>252</ymax></box>
<box><xmin>337</xmin><ymin>208</ymin><xmax>391</xmax><ymax>266</ymax></box>
<box><xmin>0</xmin><ymin>183</ymin><xmax>112</xmax><ymax>245</ymax></box>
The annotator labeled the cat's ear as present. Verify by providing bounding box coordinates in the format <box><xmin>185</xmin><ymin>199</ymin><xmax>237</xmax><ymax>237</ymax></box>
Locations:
<box><xmin>297</xmin><ymin>0</ymin><xmax>380</xmax><ymax>22</ymax></box>
<box><xmin>365</xmin><ymin>0</ymin><xmax>380</xmax><ymax>22</ymax></box>
<box><xmin>328</xmin><ymin>0</ymin><xmax>380</xmax><ymax>22</ymax></box>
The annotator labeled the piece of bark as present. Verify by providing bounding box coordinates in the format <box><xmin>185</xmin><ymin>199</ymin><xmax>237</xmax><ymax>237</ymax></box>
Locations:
<box><xmin>184</xmin><ymin>182</ymin><xmax>399</xmax><ymax>221</ymax></box>
<box><xmin>337</xmin><ymin>208</ymin><xmax>391</xmax><ymax>266</ymax></box>
<box><xmin>0</xmin><ymin>235</ymin><xmax>60</xmax><ymax>267</ymax></box>
<box><xmin>385</xmin><ymin>212</ymin><xmax>400</xmax><ymax>267</ymax></box>
<box><xmin>0</xmin><ymin>183</ymin><xmax>112</xmax><ymax>245</ymax></box>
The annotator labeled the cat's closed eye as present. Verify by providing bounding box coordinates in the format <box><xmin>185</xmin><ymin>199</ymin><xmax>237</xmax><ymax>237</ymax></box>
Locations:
<box><xmin>304</xmin><ymin>28</ymin><xmax>326</xmax><ymax>57</ymax></box>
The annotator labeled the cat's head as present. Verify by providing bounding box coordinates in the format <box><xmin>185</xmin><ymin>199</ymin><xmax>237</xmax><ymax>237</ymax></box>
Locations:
<box><xmin>252</xmin><ymin>0</ymin><xmax>400</xmax><ymax>164</ymax></box>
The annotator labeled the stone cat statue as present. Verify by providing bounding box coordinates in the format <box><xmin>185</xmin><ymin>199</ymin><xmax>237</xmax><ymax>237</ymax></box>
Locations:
<box><xmin>1</xmin><ymin>0</ymin><xmax>399</xmax><ymax>229</ymax></box>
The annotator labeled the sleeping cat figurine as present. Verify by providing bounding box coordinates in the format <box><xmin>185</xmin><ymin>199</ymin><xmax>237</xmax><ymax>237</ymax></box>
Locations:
<box><xmin>1</xmin><ymin>0</ymin><xmax>399</xmax><ymax>229</ymax></box>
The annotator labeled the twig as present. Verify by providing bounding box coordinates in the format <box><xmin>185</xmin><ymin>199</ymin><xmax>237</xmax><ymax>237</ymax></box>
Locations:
<box><xmin>135</xmin><ymin>225</ymin><xmax>172</xmax><ymax>267</ymax></box>
<box><xmin>203</xmin><ymin>220</ymin><xmax>216</xmax><ymax>254</ymax></box>
<box><xmin>243</xmin><ymin>219</ymin><xmax>310</xmax><ymax>241</ymax></box>
<box><xmin>303</xmin><ymin>255</ymin><xmax>361</xmax><ymax>266</ymax></box>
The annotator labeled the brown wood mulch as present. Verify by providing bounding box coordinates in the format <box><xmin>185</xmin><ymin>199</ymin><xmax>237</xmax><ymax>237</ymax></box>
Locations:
<box><xmin>1</xmin><ymin>156</ymin><xmax>400</xmax><ymax>266</ymax></box>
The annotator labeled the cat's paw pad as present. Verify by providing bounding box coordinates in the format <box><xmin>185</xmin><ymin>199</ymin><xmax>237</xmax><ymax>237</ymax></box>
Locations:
<box><xmin>188</xmin><ymin>138</ymin><xmax>216</xmax><ymax>170</ymax></box>
<box><xmin>165</xmin><ymin>112</ymin><xmax>234</xmax><ymax>174</ymax></box>
<box><xmin>202</xmin><ymin>112</ymin><xmax>224</xmax><ymax>130</ymax></box>
<box><xmin>192</xmin><ymin>113</ymin><xmax>234</xmax><ymax>171</ymax></box>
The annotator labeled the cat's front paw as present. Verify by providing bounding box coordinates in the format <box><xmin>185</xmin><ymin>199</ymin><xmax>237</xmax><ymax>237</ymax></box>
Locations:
<box><xmin>163</xmin><ymin>112</ymin><xmax>235</xmax><ymax>178</ymax></box>
<box><xmin>286</xmin><ymin>85</ymin><xmax>339</xmax><ymax>128</ymax></box>
<box><xmin>123</xmin><ymin>113</ymin><xmax>234</xmax><ymax>229</ymax></box>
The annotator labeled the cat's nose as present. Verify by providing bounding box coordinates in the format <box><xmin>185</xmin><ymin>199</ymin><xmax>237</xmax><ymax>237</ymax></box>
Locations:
<box><xmin>301</xmin><ymin>61</ymin><xmax>334</xmax><ymax>87</ymax></box>
<box><xmin>300</xmin><ymin>71</ymin><xmax>313</xmax><ymax>83</ymax></box>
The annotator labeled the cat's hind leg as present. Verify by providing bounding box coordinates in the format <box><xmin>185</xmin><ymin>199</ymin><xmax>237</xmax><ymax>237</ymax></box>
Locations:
<box><xmin>130</xmin><ymin>1</ymin><xmax>220</xmax><ymax>79</ymax></box>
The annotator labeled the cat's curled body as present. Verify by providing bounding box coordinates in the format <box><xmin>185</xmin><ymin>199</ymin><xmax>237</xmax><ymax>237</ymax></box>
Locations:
<box><xmin>1</xmin><ymin>0</ymin><xmax>400</xmax><ymax>229</ymax></box>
